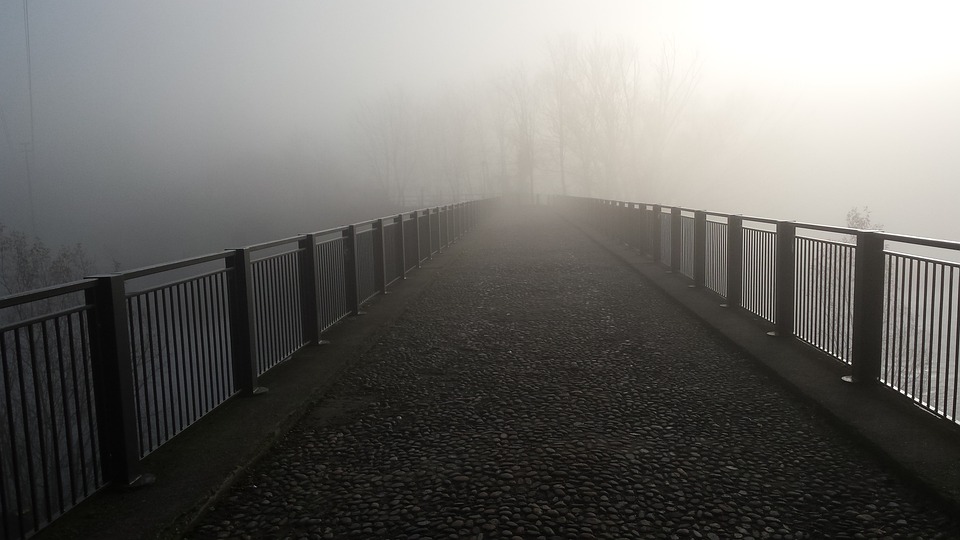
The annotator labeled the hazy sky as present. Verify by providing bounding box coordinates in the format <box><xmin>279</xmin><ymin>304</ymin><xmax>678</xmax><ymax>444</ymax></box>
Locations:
<box><xmin>3</xmin><ymin>0</ymin><xmax>960</xmax><ymax>258</ymax></box>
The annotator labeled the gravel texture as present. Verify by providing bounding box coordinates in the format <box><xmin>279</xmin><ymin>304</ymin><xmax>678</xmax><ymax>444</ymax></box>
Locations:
<box><xmin>188</xmin><ymin>208</ymin><xmax>960</xmax><ymax>539</ymax></box>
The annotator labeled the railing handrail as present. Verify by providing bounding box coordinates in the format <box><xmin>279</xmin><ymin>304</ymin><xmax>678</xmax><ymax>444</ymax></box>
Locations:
<box><xmin>0</xmin><ymin>278</ymin><xmax>98</xmax><ymax>308</ymax></box>
<box><xmin>120</xmin><ymin>252</ymin><xmax>232</xmax><ymax>280</ymax></box>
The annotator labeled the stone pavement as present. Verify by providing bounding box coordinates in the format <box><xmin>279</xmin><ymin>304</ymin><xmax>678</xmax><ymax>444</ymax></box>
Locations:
<box><xmin>188</xmin><ymin>207</ymin><xmax>960</xmax><ymax>539</ymax></box>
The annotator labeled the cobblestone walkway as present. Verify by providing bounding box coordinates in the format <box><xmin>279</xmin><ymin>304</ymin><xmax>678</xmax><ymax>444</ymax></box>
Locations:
<box><xmin>190</xmin><ymin>208</ymin><xmax>960</xmax><ymax>539</ymax></box>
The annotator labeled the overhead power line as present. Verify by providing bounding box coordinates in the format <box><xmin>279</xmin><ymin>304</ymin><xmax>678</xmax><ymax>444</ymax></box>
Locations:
<box><xmin>22</xmin><ymin>0</ymin><xmax>37</xmax><ymax>235</ymax></box>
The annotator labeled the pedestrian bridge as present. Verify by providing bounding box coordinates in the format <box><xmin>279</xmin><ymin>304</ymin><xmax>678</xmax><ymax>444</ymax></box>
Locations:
<box><xmin>4</xmin><ymin>199</ymin><xmax>960</xmax><ymax>539</ymax></box>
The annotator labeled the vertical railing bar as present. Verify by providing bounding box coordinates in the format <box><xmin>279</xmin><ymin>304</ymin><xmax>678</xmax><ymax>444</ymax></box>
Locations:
<box><xmin>295</xmin><ymin>252</ymin><xmax>304</xmax><ymax>347</ymax></box>
<box><xmin>827</xmin><ymin>242</ymin><xmax>836</xmax><ymax>354</ymax></box>
<box><xmin>290</xmin><ymin>253</ymin><xmax>300</xmax><ymax>351</ymax></box>
<box><xmin>189</xmin><ymin>279</ymin><xmax>208</xmax><ymax>415</ymax></box>
<box><xmin>842</xmin><ymin>242</ymin><xmax>850</xmax><ymax>356</ymax></box>
<box><xmin>145</xmin><ymin>292</ymin><xmax>161</xmax><ymax>450</ymax></box>
<box><xmin>883</xmin><ymin>254</ymin><xmax>893</xmax><ymax>381</ymax></box>
<box><xmin>0</xmin><ymin>331</ymin><xmax>27</xmax><ymax>537</ymax></box>
<box><xmin>202</xmin><ymin>275</ymin><xmax>221</xmax><ymax>405</ymax></box>
<box><xmin>843</xmin><ymin>245</ymin><xmax>852</xmax><ymax>359</ymax></box>
<box><xmin>130</xmin><ymin>296</ymin><xmax>147</xmax><ymax>453</ymax></box>
<box><xmin>13</xmin><ymin>329</ymin><xmax>39</xmax><ymax>532</ymax></box>
<box><xmin>255</xmin><ymin>260</ymin><xmax>267</xmax><ymax>373</ymax></box>
<box><xmin>909</xmin><ymin>260</ymin><xmax>919</xmax><ymax>398</ymax></box>
<box><xmin>278</xmin><ymin>256</ymin><xmax>288</xmax><ymax>359</ymax></box>
<box><xmin>843</xmin><ymin>244</ymin><xmax>851</xmax><ymax>358</ymax></box>
<box><xmin>919</xmin><ymin>260</ymin><xmax>929</xmax><ymax>402</ymax></box>
<box><xmin>205</xmin><ymin>275</ymin><xmax>220</xmax><ymax>400</ymax></box>
<box><xmin>163</xmin><ymin>287</ymin><xmax>183</xmax><ymax>435</ymax></box>
<box><xmin>143</xmin><ymin>292</ymin><xmax>160</xmax><ymax>451</ymax></box>
<box><xmin>275</xmin><ymin>256</ymin><xmax>286</xmax><ymax>364</ymax></box>
<box><xmin>215</xmin><ymin>271</ymin><xmax>231</xmax><ymax>396</ymax></box>
<box><xmin>190</xmin><ymin>280</ymin><xmax>213</xmax><ymax>416</ymax></box>
<box><xmin>891</xmin><ymin>255</ymin><xmax>898</xmax><ymax>379</ymax></box>
<box><xmin>39</xmin><ymin>319</ymin><xmax>66</xmax><ymax>516</ymax></box>
<box><xmin>947</xmin><ymin>266</ymin><xmax>960</xmax><ymax>421</ymax></box>
<box><xmin>176</xmin><ymin>283</ymin><xmax>196</xmax><ymax>424</ymax></box>
<box><xmin>396</xmin><ymin>216</ymin><xmax>407</xmax><ymax>281</ymax></box>
<box><xmin>266</xmin><ymin>258</ymin><xmax>278</xmax><ymax>370</ymax></box>
<box><xmin>53</xmin><ymin>314</ymin><xmax>77</xmax><ymax>505</ymax></box>
<box><xmin>373</xmin><ymin>220</ymin><xmax>386</xmax><ymax>296</ymax></box>
<box><xmin>0</xmin><ymin>410</ymin><xmax>10</xmax><ymax>539</ymax></box>
<box><xmin>78</xmin><ymin>311</ymin><xmax>100</xmax><ymax>486</ymax></box>
<box><xmin>27</xmin><ymin>324</ymin><xmax>55</xmax><ymax>524</ymax></box>
<box><xmin>266</xmin><ymin>257</ymin><xmax>278</xmax><ymax>374</ymax></box>
<box><xmin>300</xmin><ymin>235</ymin><xmax>319</xmax><ymax>346</ymax></box>
<box><xmin>935</xmin><ymin>264</ymin><xmax>947</xmax><ymax>413</ymax></box>
<box><xmin>903</xmin><ymin>259</ymin><xmax>914</xmax><ymax>393</ymax></box>
<box><xmin>265</xmin><ymin>258</ymin><xmax>277</xmax><ymax>371</ymax></box>
<box><xmin>254</xmin><ymin>262</ymin><xmax>267</xmax><ymax>374</ymax></box>
<box><xmin>898</xmin><ymin>257</ymin><xmax>908</xmax><ymax>391</ymax></box>
<box><xmin>149</xmin><ymin>290</ymin><xmax>169</xmax><ymax>446</ymax></box>
<box><xmin>202</xmin><ymin>277</ymin><xmax>218</xmax><ymax>413</ymax></box>
<box><xmin>282</xmin><ymin>254</ymin><xmax>292</xmax><ymax>358</ymax></box>
<box><xmin>821</xmin><ymin>240</ymin><xmax>828</xmax><ymax>350</ymax></box>
<box><xmin>158</xmin><ymin>288</ymin><xmax>175</xmax><ymax>440</ymax></box>
<box><xmin>802</xmin><ymin>239</ymin><xmax>810</xmax><ymax>344</ymax></box>
<box><xmin>66</xmin><ymin>313</ymin><xmax>86</xmax><ymax>498</ymax></box>
<box><xmin>797</xmin><ymin>239</ymin><xmax>805</xmax><ymax>343</ymax></box>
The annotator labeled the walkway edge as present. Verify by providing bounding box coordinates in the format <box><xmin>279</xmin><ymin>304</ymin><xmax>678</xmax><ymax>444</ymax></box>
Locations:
<box><xmin>565</xmin><ymin>213</ymin><xmax>960</xmax><ymax>513</ymax></box>
<box><xmin>33</xmin><ymin>238</ymin><xmax>475</xmax><ymax>540</ymax></box>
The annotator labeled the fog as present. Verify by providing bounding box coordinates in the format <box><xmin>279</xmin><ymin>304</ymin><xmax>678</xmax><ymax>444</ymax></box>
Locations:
<box><xmin>3</xmin><ymin>1</ymin><xmax>960</xmax><ymax>274</ymax></box>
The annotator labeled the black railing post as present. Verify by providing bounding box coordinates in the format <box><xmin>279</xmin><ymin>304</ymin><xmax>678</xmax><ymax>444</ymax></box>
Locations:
<box><xmin>624</xmin><ymin>203</ymin><xmax>632</xmax><ymax>246</ymax></box>
<box><xmin>430</xmin><ymin>208</ymin><xmax>438</xmax><ymax>257</ymax></box>
<box><xmin>226</xmin><ymin>248</ymin><xmax>266</xmax><ymax>395</ymax></box>
<box><xmin>773</xmin><ymin>221</ymin><xmax>797</xmax><ymax>337</ymax></box>
<box><xmin>443</xmin><ymin>204</ymin><xmax>456</xmax><ymax>247</ymax></box>
<box><xmin>671</xmin><ymin>207</ymin><xmax>682</xmax><ymax>273</ymax></box>
<box><xmin>396</xmin><ymin>214</ymin><xmax>407</xmax><ymax>280</ymax></box>
<box><xmin>694</xmin><ymin>210</ymin><xmax>707</xmax><ymax>288</ymax></box>
<box><xmin>344</xmin><ymin>225</ymin><xmax>361</xmax><ymax>315</ymax></box>
<box><xmin>373</xmin><ymin>218</ymin><xmax>387</xmax><ymax>295</ymax></box>
<box><xmin>412</xmin><ymin>211</ymin><xmax>423</xmax><ymax>268</ymax></box>
<box><xmin>850</xmin><ymin>231</ymin><xmax>886</xmax><ymax>383</ymax></box>
<box><xmin>652</xmin><ymin>204</ymin><xmax>662</xmax><ymax>263</ymax></box>
<box><xmin>725</xmin><ymin>215</ymin><xmax>744</xmax><ymax>308</ymax></box>
<box><xmin>298</xmin><ymin>234</ymin><xmax>319</xmax><ymax>345</ymax></box>
<box><xmin>86</xmin><ymin>274</ymin><xmax>152</xmax><ymax>487</ymax></box>
<box><xmin>454</xmin><ymin>203</ymin><xmax>461</xmax><ymax>241</ymax></box>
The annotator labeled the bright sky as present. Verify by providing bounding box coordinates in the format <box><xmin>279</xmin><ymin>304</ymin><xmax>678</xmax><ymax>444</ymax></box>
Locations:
<box><xmin>2</xmin><ymin>0</ymin><xmax>960</xmax><ymax>242</ymax></box>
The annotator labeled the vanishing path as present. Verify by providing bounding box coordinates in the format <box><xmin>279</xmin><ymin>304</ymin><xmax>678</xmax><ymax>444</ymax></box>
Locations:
<box><xmin>190</xmin><ymin>208</ymin><xmax>959</xmax><ymax>539</ymax></box>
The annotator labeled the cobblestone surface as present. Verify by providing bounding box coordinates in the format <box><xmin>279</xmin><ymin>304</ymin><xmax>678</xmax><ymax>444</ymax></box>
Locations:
<box><xmin>189</xmin><ymin>208</ymin><xmax>960</xmax><ymax>539</ymax></box>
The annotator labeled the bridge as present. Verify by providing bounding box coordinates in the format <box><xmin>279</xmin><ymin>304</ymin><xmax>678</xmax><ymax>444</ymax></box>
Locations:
<box><xmin>4</xmin><ymin>198</ymin><xmax>960</xmax><ymax>539</ymax></box>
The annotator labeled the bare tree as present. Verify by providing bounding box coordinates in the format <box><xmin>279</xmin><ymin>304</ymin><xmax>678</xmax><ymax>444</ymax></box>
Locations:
<box><xmin>495</xmin><ymin>67</ymin><xmax>540</xmax><ymax>197</ymax></box>
<box><xmin>356</xmin><ymin>90</ymin><xmax>419</xmax><ymax>206</ymax></box>
<box><xmin>542</xmin><ymin>34</ymin><xmax>581</xmax><ymax>196</ymax></box>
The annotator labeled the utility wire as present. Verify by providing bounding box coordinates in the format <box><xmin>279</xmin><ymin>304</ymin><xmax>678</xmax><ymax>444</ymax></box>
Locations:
<box><xmin>23</xmin><ymin>0</ymin><xmax>36</xmax><ymax>153</ymax></box>
<box><xmin>22</xmin><ymin>0</ymin><xmax>37</xmax><ymax>235</ymax></box>
<box><xmin>0</xmin><ymin>97</ymin><xmax>16</xmax><ymax>157</ymax></box>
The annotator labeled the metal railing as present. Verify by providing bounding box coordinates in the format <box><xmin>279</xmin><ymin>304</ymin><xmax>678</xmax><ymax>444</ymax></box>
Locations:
<box><xmin>561</xmin><ymin>195</ymin><xmax>960</xmax><ymax>427</ymax></box>
<box><xmin>0</xmin><ymin>198</ymin><xmax>498</xmax><ymax>540</ymax></box>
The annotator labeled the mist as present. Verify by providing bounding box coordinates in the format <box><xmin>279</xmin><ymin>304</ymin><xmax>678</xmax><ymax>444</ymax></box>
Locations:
<box><xmin>3</xmin><ymin>1</ymin><xmax>960</xmax><ymax>276</ymax></box>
